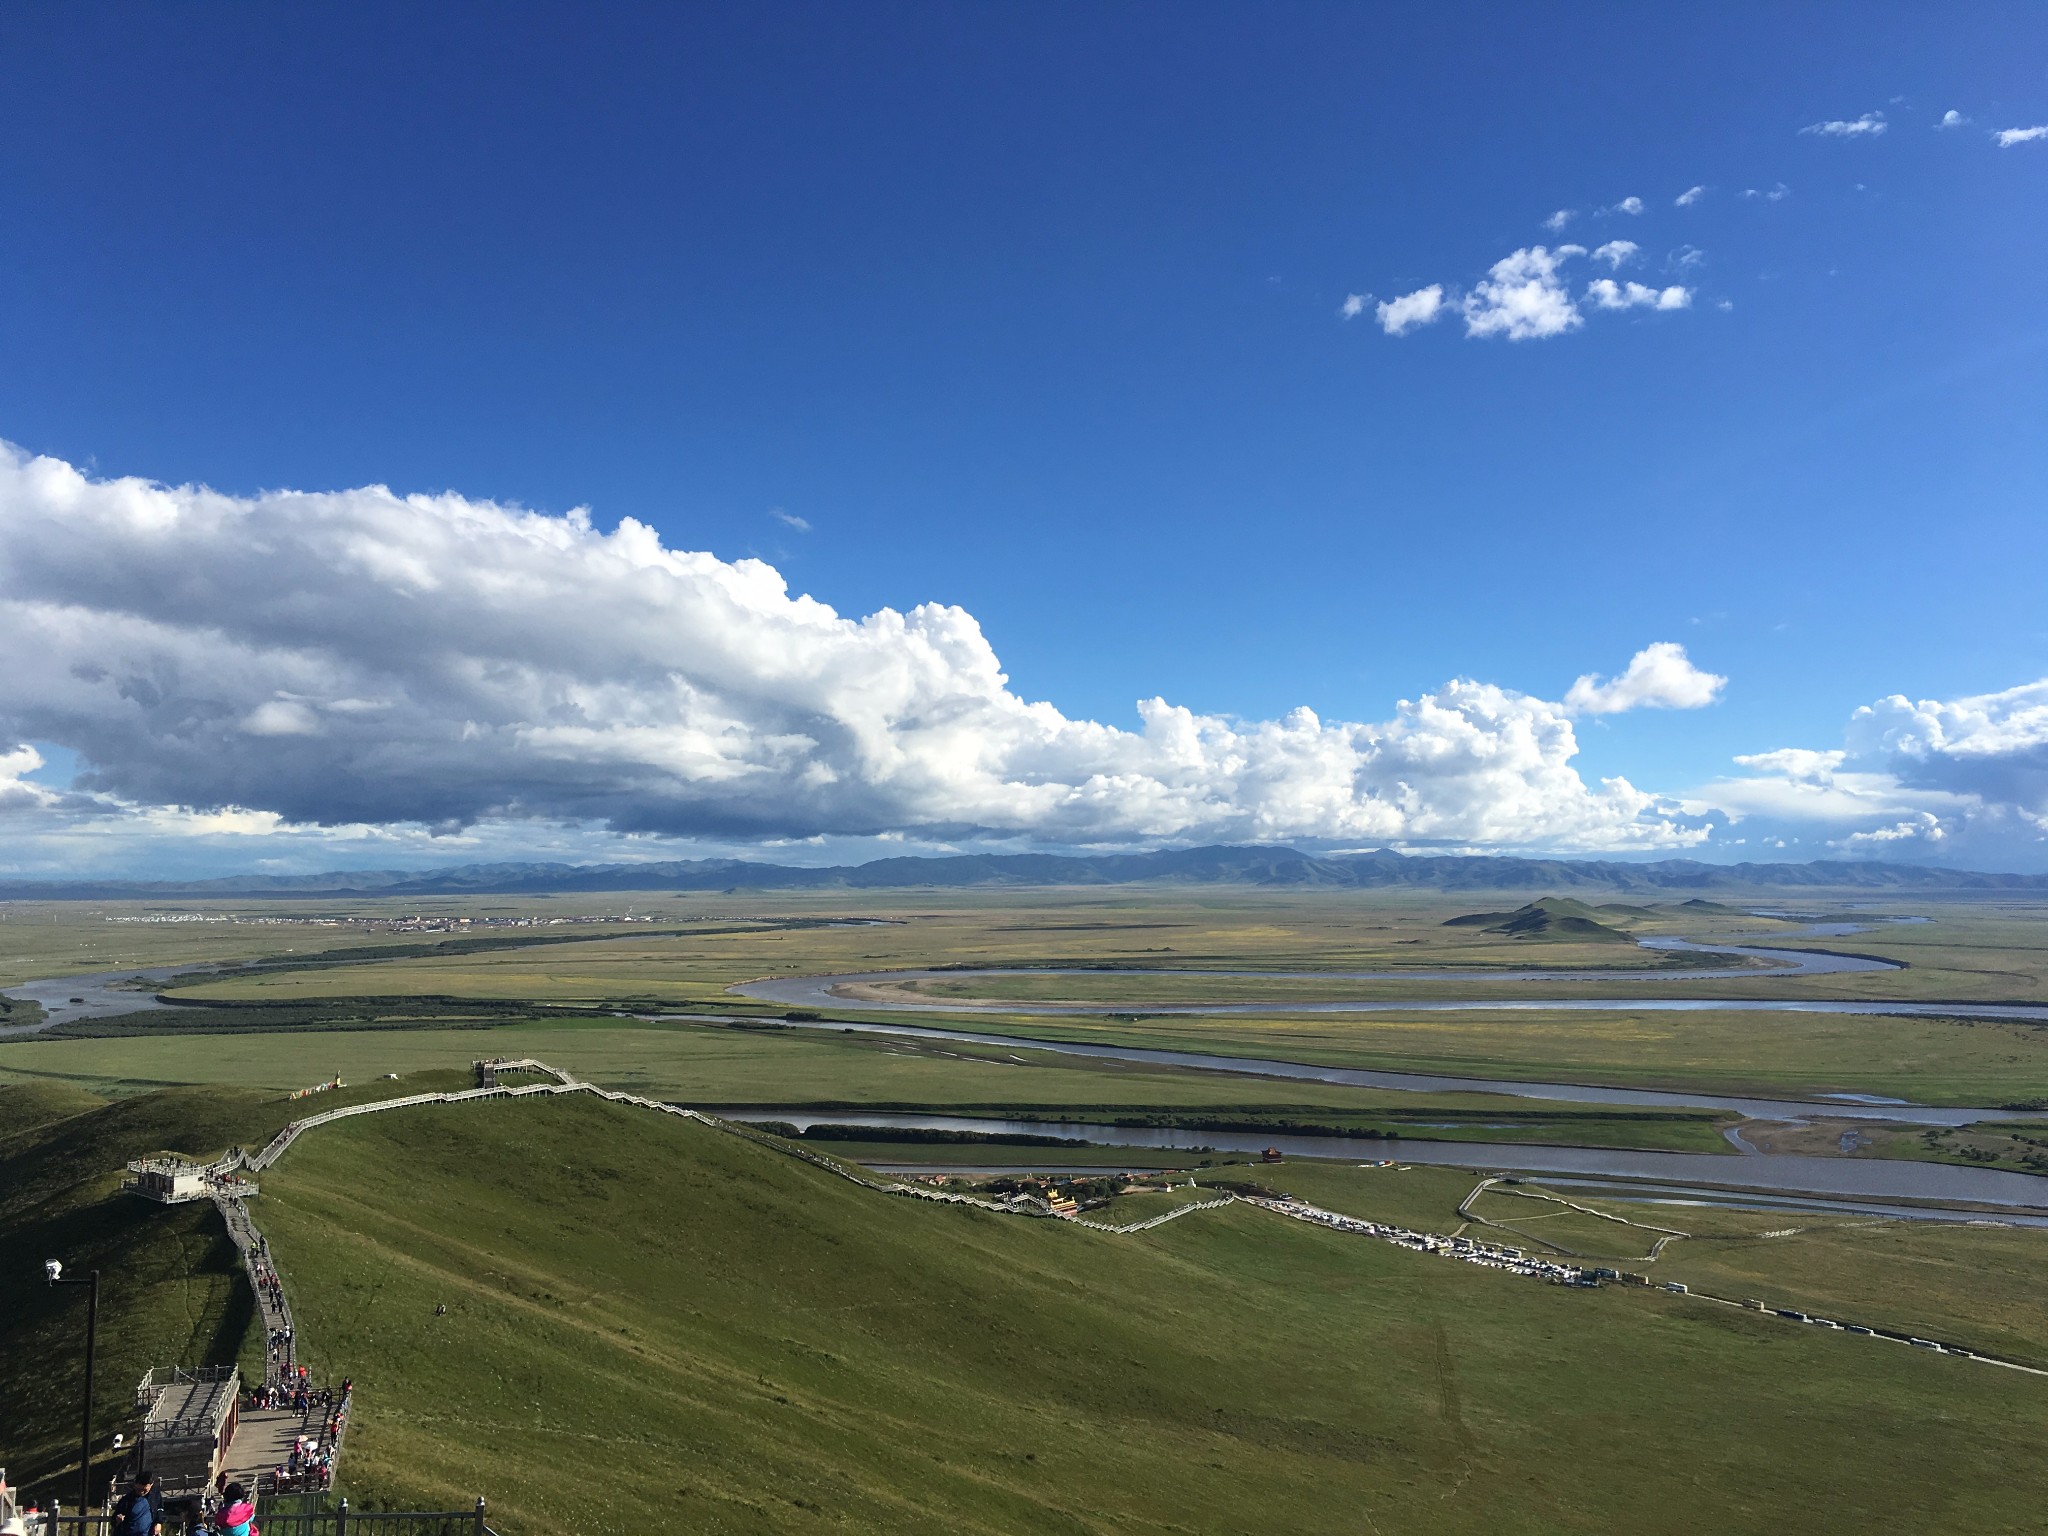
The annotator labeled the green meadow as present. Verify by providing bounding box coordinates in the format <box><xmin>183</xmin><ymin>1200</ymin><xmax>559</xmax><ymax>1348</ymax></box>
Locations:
<box><xmin>226</xmin><ymin>1093</ymin><xmax>2048</xmax><ymax>1532</ymax></box>
<box><xmin>0</xmin><ymin>1019</ymin><xmax>1735</xmax><ymax>1153</ymax></box>
<box><xmin>9</xmin><ymin>1075</ymin><xmax>2048</xmax><ymax>1530</ymax></box>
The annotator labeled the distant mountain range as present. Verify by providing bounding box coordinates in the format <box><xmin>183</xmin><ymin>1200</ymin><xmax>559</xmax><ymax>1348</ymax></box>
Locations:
<box><xmin>4</xmin><ymin>845</ymin><xmax>2047</xmax><ymax>899</ymax></box>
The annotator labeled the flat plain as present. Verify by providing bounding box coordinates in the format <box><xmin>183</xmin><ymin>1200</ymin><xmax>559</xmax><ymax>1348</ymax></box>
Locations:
<box><xmin>101</xmin><ymin>890</ymin><xmax>2048</xmax><ymax>1104</ymax></box>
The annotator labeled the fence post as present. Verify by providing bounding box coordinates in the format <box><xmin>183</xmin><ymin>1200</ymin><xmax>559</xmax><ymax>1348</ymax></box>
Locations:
<box><xmin>474</xmin><ymin>1496</ymin><xmax>487</xmax><ymax>1536</ymax></box>
<box><xmin>335</xmin><ymin>1498</ymin><xmax>347</xmax><ymax>1536</ymax></box>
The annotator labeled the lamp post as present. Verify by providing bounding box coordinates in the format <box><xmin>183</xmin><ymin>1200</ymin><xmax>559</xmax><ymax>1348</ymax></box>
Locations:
<box><xmin>45</xmin><ymin>1261</ymin><xmax>100</xmax><ymax>1517</ymax></box>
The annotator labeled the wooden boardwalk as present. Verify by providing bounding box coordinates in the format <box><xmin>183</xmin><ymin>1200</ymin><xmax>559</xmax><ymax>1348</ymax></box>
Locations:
<box><xmin>211</xmin><ymin>1191</ymin><xmax>349</xmax><ymax>1494</ymax></box>
<box><xmin>214</xmin><ymin>1190</ymin><xmax>296</xmax><ymax>1385</ymax></box>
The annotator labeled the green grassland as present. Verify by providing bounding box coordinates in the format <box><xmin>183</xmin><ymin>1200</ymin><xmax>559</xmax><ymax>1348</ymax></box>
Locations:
<box><xmin>1200</xmin><ymin>1158</ymin><xmax>2048</xmax><ymax>1370</ymax></box>
<box><xmin>247</xmin><ymin>1093</ymin><xmax>2048</xmax><ymax>1532</ymax></box>
<box><xmin>150</xmin><ymin>892</ymin><xmax>2048</xmax><ymax>1007</ymax></box>
<box><xmin>14</xmin><ymin>1080</ymin><xmax>2048</xmax><ymax>1529</ymax></box>
<box><xmin>0</xmin><ymin>1018</ymin><xmax>1735</xmax><ymax>1153</ymax></box>
<box><xmin>115</xmin><ymin>891</ymin><xmax>2048</xmax><ymax>1104</ymax></box>
<box><xmin>1077</xmin><ymin>1185</ymin><xmax>1223</xmax><ymax>1223</ymax></box>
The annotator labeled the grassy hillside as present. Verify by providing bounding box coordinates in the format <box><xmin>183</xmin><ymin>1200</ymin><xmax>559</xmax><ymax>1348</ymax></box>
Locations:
<box><xmin>0</xmin><ymin>1072</ymin><xmax>481</xmax><ymax>1500</ymax></box>
<box><xmin>0</xmin><ymin>1083</ymin><xmax>266</xmax><ymax>1500</ymax></box>
<box><xmin>250</xmin><ymin>1091</ymin><xmax>2048</xmax><ymax>1534</ymax></box>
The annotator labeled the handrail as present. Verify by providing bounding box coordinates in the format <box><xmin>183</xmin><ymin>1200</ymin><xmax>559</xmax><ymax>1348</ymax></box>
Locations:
<box><xmin>29</xmin><ymin>1502</ymin><xmax>497</xmax><ymax>1536</ymax></box>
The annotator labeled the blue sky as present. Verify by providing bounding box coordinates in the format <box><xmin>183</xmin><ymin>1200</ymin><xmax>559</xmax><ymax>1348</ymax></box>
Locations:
<box><xmin>0</xmin><ymin>3</ymin><xmax>2045</xmax><ymax>875</ymax></box>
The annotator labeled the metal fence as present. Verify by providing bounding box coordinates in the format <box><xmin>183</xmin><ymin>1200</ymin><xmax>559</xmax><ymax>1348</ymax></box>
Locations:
<box><xmin>257</xmin><ymin>1499</ymin><xmax>495</xmax><ymax>1536</ymax></box>
<box><xmin>25</xmin><ymin>1501</ymin><xmax>496</xmax><ymax>1536</ymax></box>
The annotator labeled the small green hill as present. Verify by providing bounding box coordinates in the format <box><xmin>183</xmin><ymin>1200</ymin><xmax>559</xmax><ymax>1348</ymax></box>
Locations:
<box><xmin>1443</xmin><ymin>897</ymin><xmax>1637</xmax><ymax>942</ymax></box>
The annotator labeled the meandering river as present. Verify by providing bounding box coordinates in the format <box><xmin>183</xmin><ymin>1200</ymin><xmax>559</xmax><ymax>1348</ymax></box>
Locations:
<box><xmin>12</xmin><ymin>917</ymin><xmax>2048</xmax><ymax>1217</ymax></box>
<box><xmin>725</xmin><ymin>920</ymin><xmax>2048</xmax><ymax>1127</ymax></box>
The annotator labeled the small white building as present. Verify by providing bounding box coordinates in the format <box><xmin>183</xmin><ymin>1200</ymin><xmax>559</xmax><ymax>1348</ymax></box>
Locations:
<box><xmin>123</xmin><ymin>1158</ymin><xmax>254</xmax><ymax>1203</ymax></box>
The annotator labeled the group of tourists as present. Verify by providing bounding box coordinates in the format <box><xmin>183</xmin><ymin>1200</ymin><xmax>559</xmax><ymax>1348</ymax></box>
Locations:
<box><xmin>240</xmin><ymin>1375</ymin><xmax>352</xmax><ymax>1496</ymax></box>
<box><xmin>277</xmin><ymin>1432</ymin><xmax>335</xmax><ymax>1493</ymax></box>
<box><xmin>242</xmin><ymin>1374</ymin><xmax>312</xmax><ymax>1413</ymax></box>
<box><xmin>103</xmin><ymin>1471</ymin><xmax>259</xmax><ymax>1536</ymax></box>
<box><xmin>260</xmin><ymin>1328</ymin><xmax>296</xmax><ymax>1375</ymax></box>
<box><xmin>251</xmin><ymin>1261</ymin><xmax>285</xmax><ymax>1319</ymax></box>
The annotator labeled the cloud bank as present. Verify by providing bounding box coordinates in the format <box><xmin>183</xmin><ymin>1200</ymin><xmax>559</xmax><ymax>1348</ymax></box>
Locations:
<box><xmin>1702</xmin><ymin>678</ymin><xmax>2048</xmax><ymax>863</ymax></box>
<box><xmin>0</xmin><ymin>445</ymin><xmax>1723</xmax><ymax>858</ymax></box>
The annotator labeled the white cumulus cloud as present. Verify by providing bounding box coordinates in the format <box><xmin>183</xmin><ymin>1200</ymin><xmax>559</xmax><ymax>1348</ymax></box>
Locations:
<box><xmin>1937</xmin><ymin>109</ymin><xmax>1967</xmax><ymax>129</ymax></box>
<box><xmin>1461</xmin><ymin>246</ymin><xmax>1584</xmax><ymax>340</ymax></box>
<box><xmin>1742</xmin><ymin>183</ymin><xmax>1792</xmax><ymax>201</ymax></box>
<box><xmin>1378</xmin><ymin>244</ymin><xmax>1703</xmax><ymax>345</ymax></box>
<box><xmin>1606</xmin><ymin>196</ymin><xmax>1645</xmax><ymax>216</ymax></box>
<box><xmin>1376</xmin><ymin>285</ymin><xmax>1445</xmax><ymax>335</ymax></box>
<box><xmin>1675</xmin><ymin>185</ymin><xmax>1706</xmax><ymax>206</ymax></box>
<box><xmin>1339</xmin><ymin>293</ymin><xmax>1367</xmax><ymax>320</ymax></box>
<box><xmin>1996</xmin><ymin>125</ymin><xmax>2048</xmax><ymax>147</ymax></box>
<box><xmin>0</xmin><ymin>444</ymin><xmax>1714</xmax><ymax>855</ymax></box>
<box><xmin>1585</xmin><ymin>278</ymin><xmax>1692</xmax><ymax>312</ymax></box>
<box><xmin>1564</xmin><ymin>643</ymin><xmax>1726</xmax><ymax>716</ymax></box>
<box><xmin>1803</xmin><ymin>112</ymin><xmax>1887</xmax><ymax>138</ymax></box>
<box><xmin>0</xmin><ymin>742</ymin><xmax>59</xmax><ymax>811</ymax></box>
<box><xmin>1543</xmin><ymin>209</ymin><xmax>1576</xmax><ymax>232</ymax></box>
<box><xmin>1843</xmin><ymin>812</ymin><xmax>1948</xmax><ymax>848</ymax></box>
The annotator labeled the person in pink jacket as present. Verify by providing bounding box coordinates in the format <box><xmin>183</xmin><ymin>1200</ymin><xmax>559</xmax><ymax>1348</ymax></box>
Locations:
<box><xmin>214</xmin><ymin>1483</ymin><xmax>258</xmax><ymax>1536</ymax></box>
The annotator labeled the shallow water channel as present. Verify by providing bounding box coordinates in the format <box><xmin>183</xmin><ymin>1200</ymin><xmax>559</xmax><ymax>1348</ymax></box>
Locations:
<box><xmin>727</xmin><ymin>919</ymin><xmax>2048</xmax><ymax>1127</ymax></box>
<box><xmin>726</xmin><ymin>1009</ymin><xmax>2017</xmax><ymax>1126</ymax></box>
<box><xmin>0</xmin><ymin>964</ymin><xmax>198</xmax><ymax>1037</ymax></box>
<box><xmin>727</xmin><ymin>1108</ymin><xmax>2048</xmax><ymax>1218</ymax></box>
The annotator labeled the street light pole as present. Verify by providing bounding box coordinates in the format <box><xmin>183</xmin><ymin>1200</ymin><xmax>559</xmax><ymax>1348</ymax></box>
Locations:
<box><xmin>46</xmin><ymin>1263</ymin><xmax>101</xmax><ymax>1517</ymax></box>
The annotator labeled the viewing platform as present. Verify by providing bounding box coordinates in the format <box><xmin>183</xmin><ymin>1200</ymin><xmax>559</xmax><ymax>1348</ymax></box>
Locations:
<box><xmin>131</xmin><ymin>1366</ymin><xmax>239</xmax><ymax>1497</ymax></box>
<box><xmin>123</xmin><ymin>1157</ymin><xmax>257</xmax><ymax>1203</ymax></box>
